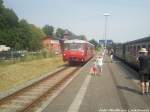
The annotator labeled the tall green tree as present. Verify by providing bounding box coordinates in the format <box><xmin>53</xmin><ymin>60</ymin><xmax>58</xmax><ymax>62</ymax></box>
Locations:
<box><xmin>55</xmin><ymin>28</ymin><xmax>65</xmax><ymax>39</ymax></box>
<box><xmin>78</xmin><ymin>35</ymin><xmax>87</xmax><ymax>40</ymax></box>
<box><xmin>0</xmin><ymin>0</ymin><xmax>19</xmax><ymax>49</ymax></box>
<box><xmin>0</xmin><ymin>0</ymin><xmax>4</xmax><ymax>29</ymax></box>
<box><xmin>18</xmin><ymin>20</ymin><xmax>46</xmax><ymax>51</ymax></box>
<box><xmin>0</xmin><ymin>28</ymin><xmax>19</xmax><ymax>50</ymax></box>
<box><xmin>28</xmin><ymin>24</ymin><xmax>45</xmax><ymax>51</ymax></box>
<box><xmin>89</xmin><ymin>39</ymin><xmax>99</xmax><ymax>47</ymax></box>
<box><xmin>17</xmin><ymin>19</ymin><xmax>32</xmax><ymax>50</ymax></box>
<box><xmin>42</xmin><ymin>25</ymin><xmax>54</xmax><ymax>36</ymax></box>
<box><xmin>0</xmin><ymin>8</ymin><xmax>18</xmax><ymax>29</ymax></box>
<box><xmin>3</xmin><ymin>9</ymin><xmax>18</xmax><ymax>28</ymax></box>
<box><xmin>0</xmin><ymin>0</ymin><xmax>45</xmax><ymax>51</ymax></box>
<box><xmin>0</xmin><ymin>0</ymin><xmax>4</xmax><ymax>14</ymax></box>
<box><xmin>0</xmin><ymin>0</ymin><xmax>3</xmax><ymax>5</ymax></box>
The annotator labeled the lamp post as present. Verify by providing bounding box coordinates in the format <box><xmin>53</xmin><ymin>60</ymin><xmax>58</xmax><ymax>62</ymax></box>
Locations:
<box><xmin>104</xmin><ymin>13</ymin><xmax>110</xmax><ymax>49</ymax></box>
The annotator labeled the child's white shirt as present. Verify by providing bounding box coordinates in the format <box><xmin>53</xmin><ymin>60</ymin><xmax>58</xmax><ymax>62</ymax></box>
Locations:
<box><xmin>96</xmin><ymin>57</ymin><xmax>103</xmax><ymax>66</ymax></box>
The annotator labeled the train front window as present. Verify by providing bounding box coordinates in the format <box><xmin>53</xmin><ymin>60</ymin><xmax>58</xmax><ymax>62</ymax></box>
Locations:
<box><xmin>64</xmin><ymin>43</ymin><xmax>84</xmax><ymax>50</ymax></box>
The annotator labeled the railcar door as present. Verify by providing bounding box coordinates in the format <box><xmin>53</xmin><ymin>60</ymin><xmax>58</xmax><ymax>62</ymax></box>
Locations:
<box><xmin>84</xmin><ymin>43</ymin><xmax>88</xmax><ymax>61</ymax></box>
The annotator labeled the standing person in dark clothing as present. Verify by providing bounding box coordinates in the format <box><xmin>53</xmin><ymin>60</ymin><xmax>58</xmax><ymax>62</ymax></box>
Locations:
<box><xmin>110</xmin><ymin>48</ymin><xmax>114</xmax><ymax>62</ymax></box>
<box><xmin>137</xmin><ymin>48</ymin><xmax>150</xmax><ymax>95</ymax></box>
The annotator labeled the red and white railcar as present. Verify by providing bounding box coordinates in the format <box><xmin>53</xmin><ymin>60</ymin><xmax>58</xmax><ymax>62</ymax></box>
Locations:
<box><xmin>62</xmin><ymin>39</ymin><xmax>95</xmax><ymax>64</ymax></box>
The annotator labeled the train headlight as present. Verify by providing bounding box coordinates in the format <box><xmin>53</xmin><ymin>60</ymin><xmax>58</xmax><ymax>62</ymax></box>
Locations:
<box><xmin>81</xmin><ymin>53</ymin><xmax>84</xmax><ymax>56</ymax></box>
<box><xmin>63</xmin><ymin>53</ymin><xmax>66</xmax><ymax>56</ymax></box>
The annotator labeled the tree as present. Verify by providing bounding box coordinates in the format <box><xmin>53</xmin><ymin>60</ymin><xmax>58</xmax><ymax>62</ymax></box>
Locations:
<box><xmin>4</xmin><ymin>9</ymin><xmax>18</xmax><ymax>28</ymax></box>
<box><xmin>0</xmin><ymin>29</ymin><xmax>7</xmax><ymax>45</ymax></box>
<box><xmin>0</xmin><ymin>8</ymin><xmax>18</xmax><ymax>29</ymax></box>
<box><xmin>0</xmin><ymin>0</ymin><xmax>19</xmax><ymax>49</ymax></box>
<box><xmin>0</xmin><ymin>28</ymin><xmax>19</xmax><ymax>50</ymax></box>
<box><xmin>89</xmin><ymin>39</ymin><xmax>99</xmax><ymax>46</ymax></box>
<box><xmin>0</xmin><ymin>0</ymin><xmax>5</xmax><ymax>29</ymax></box>
<box><xmin>0</xmin><ymin>0</ymin><xmax>3</xmax><ymax>4</ymax></box>
<box><xmin>0</xmin><ymin>0</ymin><xmax>4</xmax><ymax>12</ymax></box>
<box><xmin>89</xmin><ymin>39</ymin><xmax>102</xmax><ymax>51</ymax></box>
<box><xmin>78</xmin><ymin>35</ymin><xmax>87</xmax><ymax>40</ymax></box>
<box><xmin>55</xmin><ymin>28</ymin><xmax>65</xmax><ymax>39</ymax></box>
<box><xmin>16</xmin><ymin>19</ymin><xmax>33</xmax><ymax>50</ymax></box>
<box><xmin>42</xmin><ymin>25</ymin><xmax>54</xmax><ymax>36</ymax></box>
<box><xmin>28</xmin><ymin>24</ymin><xmax>45</xmax><ymax>51</ymax></box>
<box><xmin>0</xmin><ymin>1</ymin><xmax>46</xmax><ymax>51</ymax></box>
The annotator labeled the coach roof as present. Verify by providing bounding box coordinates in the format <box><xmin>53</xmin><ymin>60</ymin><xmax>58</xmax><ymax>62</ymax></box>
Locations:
<box><xmin>125</xmin><ymin>36</ymin><xmax>150</xmax><ymax>44</ymax></box>
<box><xmin>64</xmin><ymin>39</ymin><xmax>94</xmax><ymax>46</ymax></box>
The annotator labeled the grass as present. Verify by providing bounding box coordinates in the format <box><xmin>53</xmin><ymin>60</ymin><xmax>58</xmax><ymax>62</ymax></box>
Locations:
<box><xmin>0</xmin><ymin>56</ymin><xmax>65</xmax><ymax>92</ymax></box>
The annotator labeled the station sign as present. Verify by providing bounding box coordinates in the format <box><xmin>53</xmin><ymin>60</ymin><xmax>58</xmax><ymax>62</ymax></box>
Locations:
<box><xmin>99</xmin><ymin>40</ymin><xmax>113</xmax><ymax>45</ymax></box>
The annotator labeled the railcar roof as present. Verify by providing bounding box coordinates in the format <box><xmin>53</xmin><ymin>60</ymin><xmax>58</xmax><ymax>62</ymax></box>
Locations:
<box><xmin>125</xmin><ymin>36</ymin><xmax>150</xmax><ymax>44</ymax></box>
<box><xmin>64</xmin><ymin>39</ymin><xmax>94</xmax><ymax>46</ymax></box>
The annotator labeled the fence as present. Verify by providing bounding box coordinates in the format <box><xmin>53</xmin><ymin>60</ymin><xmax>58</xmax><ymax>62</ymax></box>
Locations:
<box><xmin>0</xmin><ymin>50</ymin><xmax>59</xmax><ymax>64</ymax></box>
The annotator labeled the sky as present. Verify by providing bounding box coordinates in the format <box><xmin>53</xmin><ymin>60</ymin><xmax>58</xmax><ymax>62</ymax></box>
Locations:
<box><xmin>3</xmin><ymin>0</ymin><xmax>150</xmax><ymax>43</ymax></box>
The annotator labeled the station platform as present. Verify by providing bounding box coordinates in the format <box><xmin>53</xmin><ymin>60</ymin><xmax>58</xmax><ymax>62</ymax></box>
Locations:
<box><xmin>42</xmin><ymin>55</ymin><xmax>150</xmax><ymax>112</ymax></box>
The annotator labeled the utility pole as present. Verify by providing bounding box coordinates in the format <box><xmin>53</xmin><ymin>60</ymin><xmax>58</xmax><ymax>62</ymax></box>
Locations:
<box><xmin>104</xmin><ymin>13</ymin><xmax>110</xmax><ymax>49</ymax></box>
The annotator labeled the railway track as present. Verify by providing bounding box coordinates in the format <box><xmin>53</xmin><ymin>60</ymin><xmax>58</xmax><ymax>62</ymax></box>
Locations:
<box><xmin>0</xmin><ymin>66</ymin><xmax>81</xmax><ymax>112</ymax></box>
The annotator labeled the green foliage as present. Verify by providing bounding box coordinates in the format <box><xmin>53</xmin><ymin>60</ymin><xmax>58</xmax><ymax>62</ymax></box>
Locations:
<box><xmin>0</xmin><ymin>0</ymin><xmax>91</xmax><ymax>53</ymax></box>
<box><xmin>0</xmin><ymin>1</ymin><xmax>46</xmax><ymax>52</ymax></box>
<box><xmin>0</xmin><ymin>10</ymin><xmax>45</xmax><ymax>51</ymax></box>
<box><xmin>42</xmin><ymin>25</ymin><xmax>54</xmax><ymax>36</ymax></box>
<box><xmin>3</xmin><ymin>9</ymin><xmax>18</xmax><ymax>28</ymax></box>
<box><xmin>0</xmin><ymin>28</ymin><xmax>19</xmax><ymax>49</ymax></box>
<box><xmin>0</xmin><ymin>0</ymin><xmax>4</xmax><ymax>13</ymax></box>
<box><xmin>0</xmin><ymin>8</ymin><xmax>18</xmax><ymax>29</ymax></box>
<box><xmin>17</xmin><ymin>19</ymin><xmax>32</xmax><ymax>50</ymax></box>
<box><xmin>89</xmin><ymin>39</ymin><xmax>98</xmax><ymax>47</ymax></box>
<box><xmin>28</xmin><ymin>24</ymin><xmax>45</xmax><ymax>51</ymax></box>
<box><xmin>89</xmin><ymin>39</ymin><xmax>102</xmax><ymax>51</ymax></box>
<box><xmin>0</xmin><ymin>0</ymin><xmax>3</xmax><ymax>4</ymax></box>
<box><xmin>78</xmin><ymin>35</ymin><xmax>87</xmax><ymax>40</ymax></box>
<box><xmin>17</xmin><ymin>20</ymin><xmax>45</xmax><ymax>51</ymax></box>
<box><xmin>55</xmin><ymin>28</ymin><xmax>65</xmax><ymax>38</ymax></box>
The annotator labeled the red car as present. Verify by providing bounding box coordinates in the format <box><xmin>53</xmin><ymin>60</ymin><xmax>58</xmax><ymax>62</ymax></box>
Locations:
<box><xmin>62</xmin><ymin>39</ymin><xmax>95</xmax><ymax>64</ymax></box>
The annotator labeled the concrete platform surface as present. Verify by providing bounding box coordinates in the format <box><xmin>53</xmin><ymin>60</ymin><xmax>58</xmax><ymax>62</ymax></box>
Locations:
<box><xmin>42</xmin><ymin>55</ymin><xmax>150</xmax><ymax>112</ymax></box>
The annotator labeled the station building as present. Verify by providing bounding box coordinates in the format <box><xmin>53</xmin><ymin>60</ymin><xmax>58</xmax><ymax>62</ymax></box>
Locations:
<box><xmin>42</xmin><ymin>36</ymin><xmax>61</xmax><ymax>54</ymax></box>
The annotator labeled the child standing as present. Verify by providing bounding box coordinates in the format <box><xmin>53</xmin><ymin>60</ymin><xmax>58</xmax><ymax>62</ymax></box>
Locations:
<box><xmin>90</xmin><ymin>61</ymin><xmax>97</xmax><ymax>75</ymax></box>
<box><xmin>96</xmin><ymin>55</ymin><xmax>103</xmax><ymax>75</ymax></box>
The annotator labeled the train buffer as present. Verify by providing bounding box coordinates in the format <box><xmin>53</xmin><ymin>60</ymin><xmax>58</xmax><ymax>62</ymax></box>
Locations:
<box><xmin>42</xmin><ymin>55</ymin><xmax>150</xmax><ymax>112</ymax></box>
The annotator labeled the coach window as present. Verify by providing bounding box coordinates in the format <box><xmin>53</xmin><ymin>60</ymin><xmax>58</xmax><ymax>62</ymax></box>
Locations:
<box><xmin>133</xmin><ymin>46</ymin><xmax>136</xmax><ymax>56</ymax></box>
<box><xmin>127</xmin><ymin>45</ymin><xmax>130</xmax><ymax>52</ymax></box>
<box><xmin>142</xmin><ymin>44</ymin><xmax>145</xmax><ymax>48</ymax></box>
<box><xmin>137</xmin><ymin>46</ymin><xmax>141</xmax><ymax>51</ymax></box>
<box><xmin>129</xmin><ymin>46</ymin><xmax>131</xmax><ymax>54</ymax></box>
<box><xmin>125</xmin><ymin>46</ymin><xmax>127</xmax><ymax>53</ymax></box>
<box><xmin>131</xmin><ymin>45</ymin><xmax>134</xmax><ymax>55</ymax></box>
<box><xmin>130</xmin><ymin>46</ymin><xmax>132</xmax><ymax>55</ymax></box>
<box><xmin>137</xmin><ymin>46</ymin><xmax>140</xmax><ymax>53</ymax></box>
<box><xmin>127</xmin><ymin>45</ymin><xmax>129</xmax><ymax>52</ymax></box>
<box><xmin>148</xmin><ymin>45</ymin><xmax>150</xmax><ymax>55</ymax></box>
<box><xmin>135</xmin><ymin>45</ymin><xmax>138</xmax><ymax>54</ymax></box>
<box><xmin>86</xmin><ymin>44</ymin><xmax>89</xmax><ymax>51</ymax></box>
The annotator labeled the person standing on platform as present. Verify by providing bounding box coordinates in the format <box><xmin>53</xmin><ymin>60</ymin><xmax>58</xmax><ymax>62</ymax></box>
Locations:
<box><xmin>137</xmin><ymin>48</ymin><xmax>150</xmax><ymax>95</ymax></box>
<box><xmin>90</xmin><ymin>61</ymin><xmax>97</xmax><ymax>76</ymax></box>
<box><xmin>96</xmin><ymin>54</ymin><xmax>103</xmax><ymax>75</ymax></box>
<box><xmin>110</xmin><ymin>48</ymin><xmax>114</xmax><ymax>62</ymax></box>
